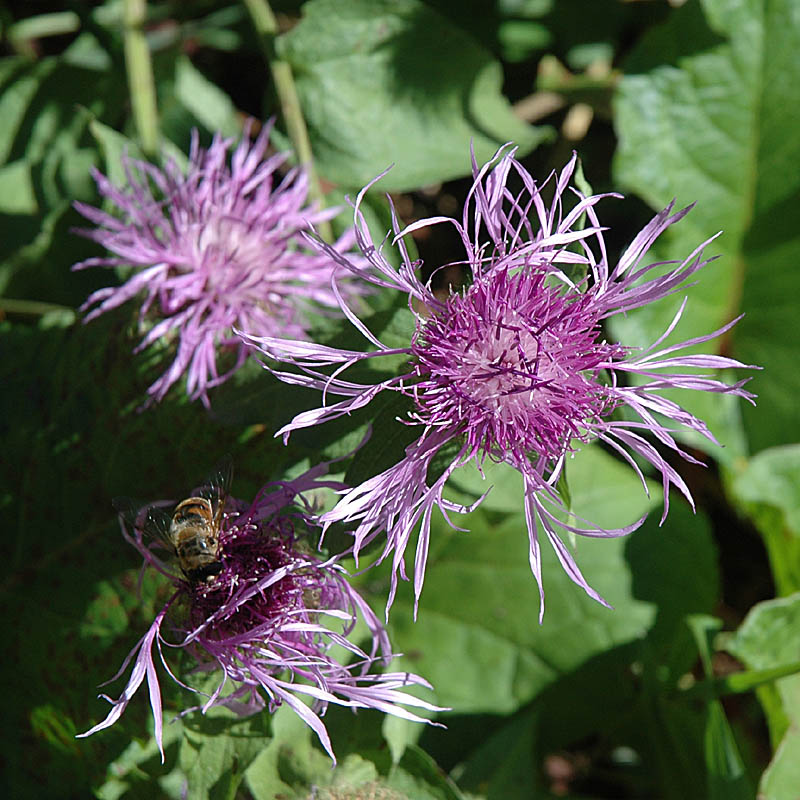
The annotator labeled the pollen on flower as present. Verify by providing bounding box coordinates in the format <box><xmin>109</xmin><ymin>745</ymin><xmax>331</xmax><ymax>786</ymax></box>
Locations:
<box><xmin>412</xmin><ymin>266</ymin><xmax>625</xmax><ymax>461</ymax></box>
<box><xmin>185</xmin><ymin>511</ymin><xmax>297</xmax><ymax>633</ymax></box>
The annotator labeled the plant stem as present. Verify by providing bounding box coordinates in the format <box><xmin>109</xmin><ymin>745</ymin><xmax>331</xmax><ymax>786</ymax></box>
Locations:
<box><xmin>123</xmin><ymin>0</ymin><xmax>159</xmax><ymax>157</ymax></box>
<box><xmin>242</xmin><ymin>0</ymin><xmax>333</xmax><ymax>241</ymax></box>
<box><xmin>679</xmin><ymin>660</ymin><xmax>800</xmax><ymax>701</ymax></box>
<box><xmin>0</xmin><ymin>298</ymin><xmax>76</xmax><ymax>318</ymax></box>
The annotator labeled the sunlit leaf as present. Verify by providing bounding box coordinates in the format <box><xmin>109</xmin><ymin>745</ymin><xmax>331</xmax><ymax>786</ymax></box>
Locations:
<box><xmin>382</xmin><ymin>490</ymin><xmax>716</xmax><ymax>714</ymax></box>
<box><xmin>727</xmin><ymin>594</ymin><xmax>800</xmax><ymax>735</ymax></box>
<box><xmin>172</xmin><ymin>56</ymin><xmax>239</xmax><ymax>139</ymax></box>
<box><xmin>758</xmin><ymin>725</ymin><xmax>800</xmax><ymax>800</ymax></box>
<box><xmin>278</xmin><ymin>0</ymin><xmax>548</xmax><ymax>191</ymax></box>
<box><xmin>614</xmin><ymin>0</ymin><xmax>800</xmax><ymax>453</ymax></box>
<box><xmin>728</xmin><ymin>445</ymin><xmax>800</xmax><ymax>595</ymax></box>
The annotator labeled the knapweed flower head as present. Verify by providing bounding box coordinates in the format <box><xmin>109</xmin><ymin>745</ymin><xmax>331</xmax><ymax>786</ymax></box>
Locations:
<box><xmin>72</xmin><ymin>120</ymin><xmax>363</xmax><ymax>406</ymax></box>
<box><xmin>78</xmin><ymin>462</ymin><xmax>442</xmax><ymax>763</ymax></box>
<box><xmin>240</xmin><ymin>146</ymin><xmax>757</xmax><ymax>621</ymax></box>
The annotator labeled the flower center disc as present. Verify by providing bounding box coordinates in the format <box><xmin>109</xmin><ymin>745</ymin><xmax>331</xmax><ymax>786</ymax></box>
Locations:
<box><xmin>413</xmin><ymin>267</ymin><xmax>618</xmax><ymax>461</ymax></box>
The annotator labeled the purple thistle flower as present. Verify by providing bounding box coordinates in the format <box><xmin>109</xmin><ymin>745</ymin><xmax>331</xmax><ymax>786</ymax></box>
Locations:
<box><xmin>72</xmin><ymin>120</ymin><xmax>363</xmax><ymax>406</ymax></box>
<box><xmin>239</xmin><ymin>147</ymin><xmax>758</xmax><ymax>621</ymax></box>
<box><xmin>78</xmin><ymin>462</ymin><xmax>442</xmax><ymax>763</ymax></box>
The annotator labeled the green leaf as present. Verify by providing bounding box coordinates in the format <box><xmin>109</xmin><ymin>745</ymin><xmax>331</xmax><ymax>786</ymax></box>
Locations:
<box><xmin>383</xmin><ymin>477</ymin><xmax>716</xmax><ymax>714</ymax></box>
<box><xmin>7</xmin><ymin>12</ymin><xmax>81</xmax><ymax>47</ymax></box>
<box><xmin>30</xmin><ymin>704</ymin><xmax>80</xmax><ymax>757</ymax></box>
<box><xmin>277</xmin><ymin>0</ymin><xmax>548</xmax><ymax>191</ymax></box>
<box><xmin>497</xmin><ymin>18</ymin><xmax>550</xmax><ymax>63</ymax></box>
<box><xmin>704</xmin><ymin>701</ymin><xmax>752</xmax><ymax>800</ymax></box>
<box><xmin>555</xmin><ymin>465</ymin><xmax>572</xmax><ymax>512</ymax></box>
<box><xmin>62</xmin><ymin>31</ymin><xmax>115</xmax><ymax>72</ymax></box>
<box><xmin>382</xmin><ymin>712</ymin><xmax>421</xmax><ymax>765</ymax></box>
<box><xmin>730</xmin><ymin>445</ymin><xmax>800</xmax><ymax>534</ymax></box>
<box><xmin>244</xmin><ymin>706</ymin><xmax>463</xmax><ymax>800</ymax></box>
<box><xmin>344</xmin><ymin>391</ymin><xmax>418</xmax><ymax>488</ymax></box>
<box><xmin>78</xmin><ymin>580</ymin><xmax>129</xmax><ymax>647</ymax></box>
<box><xmin>0</xmin><ymin>57</ymin><xmax>50</xmax><ymax>165</ymax></box>
<box><xmin>368</xmin><ymin>303</ymin><xmax>418</xmax><ymax>352</ymax></box>
<box><xmin>0</xmin><ymin>52</ymin><xmax>126</xmax><ymax>304</ymax></box>
<box><xmin>0</xmin><ymin>56</ymin><xmax>122</xmax><ymax>179</ymax></box>
<box><xmin>449</xmin><ymin>593</ymin><xmax>716</xmax><ymax>800</ymax></box>
<box><xmin>95</xmin><ymin>717</ymin><xmax>186</xmax><ymax>800</ymax></box>
<box><xmin>89</xmin><ymin>117</ymin><xmax>190</xmax><ymax>187</ymax></box>
<box><xmin>0</xmin><ymin>158</ymin><xmax>38</xmax><ymax>214</ymax></box>
<box><xmin>244</xmin><ymin>706</ymin><xmax>318</xmax><ymax>799</ymax></box>
<box><xmin>448</xmin><ymin>441</ymin><xmax>660</xmax><ymax>521</ymax></box>
<box><xmin>758</xmin><ymin>725</ymin><xmax>800</xmax><ymax>800</ymax></box>
<box><xmin>387</xmin><ymin>744</ymin><xmax>466</xmax><ymax>800</ymax></box>
<box><xmin>728</xmin><ymin>445</ymin><xmax>800</xmax><ymax>596</ymax></box>
<box><xmin>443</xmin><ymin>456</ymin><xmax>525</xmax><ymax>515</ymax></box>
<box><xmin>99</xmin><ymin>704</ymin><xmax>282</xmax><ymax>799</ymax></box>
<box><xmin>172</xmin><ymin>56</ymin><xmax>239</xmax><ymax>139</ymax></box>
<box><xmin>613</xmin><ymin>0</ymin><xmax>800</xmax><ymax>453</ymax></box>
<box><xmin>178</xmin><ymin>714</ymin><xmax>270</xmax><ymax>800</ymax></box>
<box><xmin>89</xmin><ymin>119</ymin><xmax>143</xmax><ymax>187</ymax></box>
<box><xmin>727</xmin><ymin>594</ymin><xmax>800</xmax><ymax>733</ymax></box>
<box><xmin>453</xmin><ymin>711</ymin><xmax>541</xmax><ymax>800</ymax></box>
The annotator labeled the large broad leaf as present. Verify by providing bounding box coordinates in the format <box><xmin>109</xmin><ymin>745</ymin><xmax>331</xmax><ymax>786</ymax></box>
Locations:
<box><xmin>422</xmin><ymin>500</ymin><xmax>718</xmax><ymax>800</ymax></box>
<box><xmin>758</xmin><ymin>725</ymin><xmax>800</xmax><ymax>800</ymax></box>
<box><xmin>447</xmin><ymin>440</ymin><xmax>660</xmax><ymax>520</ymax></box>
<box><xmin>277</xmin><ymin>0</ymin><xmax>547</xmax><ymax>191</ymax></box>
<box><xmin>728</xmin><ymin>444</ymin><xmax>800</xmax><ymax>595</ymax></box>
<box><xmin>729</xmin><ymin>445</ymin><xmax>800</xmax><ymax>534</ymax></box>
<box><xmin>381</xmin><ymin>445</ymin><xmax>717</xmax><ymax>714</ymax></box>
<box><xmin>614</xmin><ymin>0</ymin><xmax>800</xmax><ymax>453</ymax></box>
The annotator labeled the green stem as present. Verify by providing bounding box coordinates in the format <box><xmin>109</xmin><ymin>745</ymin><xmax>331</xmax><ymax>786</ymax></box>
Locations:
<box><xmin>242</xmin><ymin>0</ymin><xmax>333</xmax><ymax>241</ymax></box>
<box><xmin>0</xmin><ymin>298</ymin><xmax>76</xmax><ymax>318</ymax></box>
<box><xmin>679</xmin><ymin>660</ymin><xmax>800</xmax><ymax>702</ymax></box>
<box><xmin>123</xmin><ymin>0</ymin><xmax>159</xmax><ymax>157</ymax></box>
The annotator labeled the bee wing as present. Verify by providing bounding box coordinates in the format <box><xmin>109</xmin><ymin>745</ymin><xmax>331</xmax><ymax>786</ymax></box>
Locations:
<box><xmin>112</xmin><ymin>496</ymin><xmax>174</xmax><ymax>550</ymax></box>
<box><xmin>196</xmin><ymin>454</ymin><xmax>233</xmax><ymax>506</ymax></box>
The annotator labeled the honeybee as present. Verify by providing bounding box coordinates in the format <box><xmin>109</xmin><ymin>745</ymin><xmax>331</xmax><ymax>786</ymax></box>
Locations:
<box><xmin>115</xmin><ymin>457</ymin><xmax>232</xmax><ymax>584</ymax></box>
